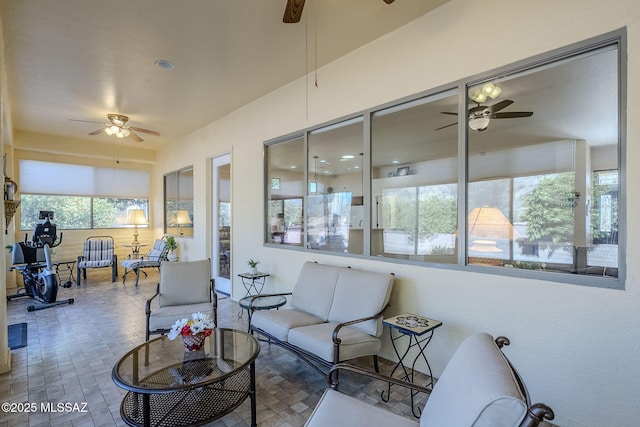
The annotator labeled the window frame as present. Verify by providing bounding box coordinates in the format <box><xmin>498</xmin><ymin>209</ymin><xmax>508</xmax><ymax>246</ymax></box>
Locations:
<box><xmin>163</xmin><ymin>165</ymin><xmax>194</xmax><ymax>237</ymax></box>
<box><xmin>263</xmin><ymin>29</ymin><xmax>626</xmax><ymax>289</ymax></box>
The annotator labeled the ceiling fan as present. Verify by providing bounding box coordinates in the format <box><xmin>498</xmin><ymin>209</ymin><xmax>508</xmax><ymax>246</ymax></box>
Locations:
<box><xmin>283</xmin><ymin>0</ymin><xmax>395</xmax><ymax>23</ymax></box>
<box><xmin>436</xmin><ymin>100</ymin><xmax>533</xmax><ymax>132</ymax></box>
<box><xmin>70</xmin><ymin>114</ymin><xmax>160</xmax><ymax>142</ymax></box>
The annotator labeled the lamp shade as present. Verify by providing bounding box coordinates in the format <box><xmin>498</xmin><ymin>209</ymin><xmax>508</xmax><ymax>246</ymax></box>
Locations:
<box><xmin>124</xmin><ymin>209</ymin><xmax>148</xmax><ymax>226</ymax></box>
<box><xmin>175</xmin><ymin>210</ymin><xmax>192</xmax><ymax>225</ymax></box>
<box><xmin>468</xmin><ymin>206</ymin><xmax>519</xmax><ymax>240</ymax></box>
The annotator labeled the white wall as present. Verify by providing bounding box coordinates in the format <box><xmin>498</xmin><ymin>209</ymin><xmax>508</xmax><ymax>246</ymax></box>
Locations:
<box><xmin>155</xmin><ymin>1</ymin><xmax>640</xmax><ymax>426</ymax></box>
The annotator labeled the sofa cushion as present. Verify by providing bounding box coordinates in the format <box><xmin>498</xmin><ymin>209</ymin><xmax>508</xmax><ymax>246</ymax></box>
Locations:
<box><xmin>305</xmin><ymin>388</ymin><xmax>419</xmax><ymax>427</ymax></box>
<box><xmin>290</xmin><ymin>262</ymin><xmax>341</xmax><ymax>321</ymax></box>
<box><xmin>327</xmin><ymin>267</ymin><xmax>394</xmax><ymax>336</ymax></box>
<box><xmin>251</xmin><ymin>309</ymin><xmax>324</xmax><ymax>341</ymax></box>
<box><xmin>420</xmin><ymin>332</ymin><xmax>527</xmax><ymax>427</ymax></box>
<box><xmin>288</xmin><ymin>323</ymin><xmax>381</xmax><ymax>363</ymax></box>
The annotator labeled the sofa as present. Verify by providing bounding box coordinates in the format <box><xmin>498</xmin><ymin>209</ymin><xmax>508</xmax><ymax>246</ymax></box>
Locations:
<box><xmin>250</xmin><ymin>261</ymin><xmax>395</xmax><ymax>376</ymax></box>
<box><xmin>305</xmin><ymin>332</ymin><xmax>555</xmax><ymax>427</ymax></box>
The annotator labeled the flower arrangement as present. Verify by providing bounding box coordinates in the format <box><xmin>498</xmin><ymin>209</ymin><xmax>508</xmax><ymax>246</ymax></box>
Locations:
<box><xmin>168</xmin><ymin>312</ymin><xmax>215</xmax><ymax>341</ymax></box>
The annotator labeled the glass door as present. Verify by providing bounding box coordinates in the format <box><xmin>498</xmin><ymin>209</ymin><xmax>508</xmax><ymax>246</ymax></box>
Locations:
<box><xmin>212</xmin><ymin>154</ymin><xmax>231</xmax><ymax>295</ymax></box>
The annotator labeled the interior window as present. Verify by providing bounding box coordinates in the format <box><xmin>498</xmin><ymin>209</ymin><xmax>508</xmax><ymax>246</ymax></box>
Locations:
<box><xmin>307</xmin><ymin>117</ymin><xmax>364</xmax><ymax>254</ymax></box>
<box><xmin>164</xmin><ymin>166</ymin><xmax>194</xmax><ymax>237</ymax></box>
<box><xmin>266</xmin><ymin>136</ymin><xmax>305</xmax><ymax>246</ymax></box>
<box><xmin>371</xmin><ymin>92</ymin><xmax>458</xmax><ymax>263</ymax></box>
<box><xmin>466</xmin><ymin>45</ymin><xmax>619</xmax><ymax>278</ymax></box>
<box><xmin>263</xmin><ymin>32</ymin><xmax>624</xmax><ymax>288</ymax></box>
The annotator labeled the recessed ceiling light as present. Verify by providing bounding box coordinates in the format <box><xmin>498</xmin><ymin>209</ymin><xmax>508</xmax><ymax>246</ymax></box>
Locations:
<box><xmin>290</xmin><ymin>165</ymin><xmax>297</xmax><ymax>169</ymax></box>
<box><xmin>155</xmin><ymin>59</ymin><xmax>175</xmax><ymax>70</ymax></box>
<box><xmin>341</xmin><ymin>155</ymin><xmax>355</xmax><ymax>159</ymax></box>
<box><xmin>392</xmin><ymin>160</ymin><xmax>400</xmax><ymax>164</ymax></box>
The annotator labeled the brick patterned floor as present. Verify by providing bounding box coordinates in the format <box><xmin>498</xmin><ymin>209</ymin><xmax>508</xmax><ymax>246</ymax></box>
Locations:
<box><xmin>1</xmin><ymin>269</ymin><xmax>431</xmax><ymax>426</ymax></box>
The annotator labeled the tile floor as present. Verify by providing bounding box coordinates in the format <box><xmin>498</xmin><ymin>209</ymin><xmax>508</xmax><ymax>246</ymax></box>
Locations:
<box><xmin>1</xmin><ymin>269</ymin><xmax>430</xmax><ymax>426</ymax></box>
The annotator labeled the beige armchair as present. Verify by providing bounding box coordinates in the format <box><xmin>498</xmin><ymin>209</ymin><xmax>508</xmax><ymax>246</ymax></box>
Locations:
<box><xmin>145</xmin><ymin>259</ymin><xmax>217</xmax><ymax>341</ymax></box>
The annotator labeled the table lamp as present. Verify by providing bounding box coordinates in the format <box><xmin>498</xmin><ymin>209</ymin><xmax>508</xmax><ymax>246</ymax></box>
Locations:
<box><xmin>124</xmin><ymin>209</ymin><xmax>148</xmax><ymax>245</ymax></box>
<box><xmin>467</xmin><ymin>206</ymin><xmax>519</xmax><ymax>253</ymax></box>
<box><xmin>176</xmin><ymin>210</ymin><xmax>192</xmax><ymax>236</ymax></box>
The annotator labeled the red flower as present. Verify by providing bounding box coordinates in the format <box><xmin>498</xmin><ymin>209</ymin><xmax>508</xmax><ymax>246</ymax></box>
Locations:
<box><xmin>181</xmin><ymin>325</ymin><xmax>192</xmax><ymax>336</ymax></box>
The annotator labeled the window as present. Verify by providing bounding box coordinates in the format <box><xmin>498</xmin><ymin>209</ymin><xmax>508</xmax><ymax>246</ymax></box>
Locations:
<box><xmin>19</xmin><ymin>160</ymin><xmax>149</xmax><ymax>230</ymax></box>
<box><xmin>164</xmin><ymin>166</ymin><xmax>194</xmax><ymax>237</ymax></box>
<box><xmin>466</xmin><ymin>43</ymin><xmax>620</xmax><ymax>280</ymax></box>
<box><xmin>371</xmin><ymin>92</ymin><xmax>458</xmax><ymax>263</ymax></box>
<box><xmin>266</xmin><ymin>136</ymin><xmax>305</xmax><ymax>246</ymax></box>
<box><xmin>264</xmin><ymin>31</ymin><xmax>624</xmax><ymax>288</ymax></box>
<box><xmin>308</xmin><ymin>117</ymin><xmax>364</xmax><ymax>254</ymax></box>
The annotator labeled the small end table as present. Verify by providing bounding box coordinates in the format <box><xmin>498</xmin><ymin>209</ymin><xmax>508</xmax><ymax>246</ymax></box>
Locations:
<box><xmin>238</xmin><ymin>295</ymin><xmax>287</xmax><ymax>332</ymax></box>
<box><xmin>237</xmin><ymin>272</ymin><xmax>269</xmax><ymax>297</ymax></box>
<box><xmin>53</xmin><ymin>260</ymin><xmax>76</xmax><ymax>287</ymax></box>
<box><xmin>123</xmin><ymin>243</ymin><xmax>148</xmax><ymax>257</ymax></box>
<box><xmin>382</xmin><ymin>313</ymin><xmax>442</xmax><ymax>418</ymax></box>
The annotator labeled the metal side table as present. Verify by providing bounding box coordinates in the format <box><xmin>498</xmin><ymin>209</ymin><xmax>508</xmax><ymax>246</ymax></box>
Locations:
<box><xmin>382</xmin><ymin>313</ymin><xmax>442</xmax><ymax>418</ymax></box>
<box><xmin>237</xmin><ymin>272</ymin><xmax>269</xmax><ymax>297</ymax></box>
<box><xmin>238</xmin><ymin>295</ymin><xmax>287</xmax><ymax>332</ymax></box>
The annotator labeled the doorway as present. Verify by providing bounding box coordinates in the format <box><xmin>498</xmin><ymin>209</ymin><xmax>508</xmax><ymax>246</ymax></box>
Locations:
<box><xmin>212</xmin><ymin>154</ymin><xmax>231</xmax><ymax>295</ymax></box>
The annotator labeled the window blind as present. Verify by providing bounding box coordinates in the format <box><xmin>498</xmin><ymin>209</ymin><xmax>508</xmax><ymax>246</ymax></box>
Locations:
<box><xmin>19</xmin><ymin>160</ymin><xmax>149</xmax><ymax>198</ymax></box>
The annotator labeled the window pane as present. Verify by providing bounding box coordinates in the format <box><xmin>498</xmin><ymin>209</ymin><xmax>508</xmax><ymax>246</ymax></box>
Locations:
<box><xmin>21</xmin><ymin>195</ymin><xmax>91</xmax><ymax>230</ymax></box>
<box><xmin>94</xmin><ymin>198</ymin><xmax>148</xmax><ymax>228</ymax></box>
<box><xmin>467</xmin><ymin>45</ymin><xmax>619</xmax><ymax>278</ymax></box>
<box><xmin>266</xmin><ymin>136</ymin><xmax>305</xmax><ymax>246</ymax></box>
<box><xmin>164</xmin><ymin>166</ymin><xmax>193</xmax><ymax>237</ymax></box>
<box><xmin>19</xmin><ymin>195</ymin><xmax>147</xmax><ymax>230</ymax></box>
<box><xmin>308</xmin><ymin>118</ymin><xmax>364</xmax><ymax>254</ymax></box>
<box><xmin>371</xmin><ymin>91</ymin><xmax>458</xmax><ymax>263</ymax></box>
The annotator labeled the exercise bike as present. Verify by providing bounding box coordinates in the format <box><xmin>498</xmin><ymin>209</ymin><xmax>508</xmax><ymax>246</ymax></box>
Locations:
<box><xmin>7</xmin><ymin>211</ymin><xmax>75</xmax><ymax>311</ymax></box>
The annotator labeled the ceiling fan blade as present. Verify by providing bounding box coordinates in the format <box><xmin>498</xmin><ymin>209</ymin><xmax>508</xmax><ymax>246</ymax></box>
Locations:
<box><xmin>435</xmin><ymin>122</ymin><xmax>457</xmax><ymax>131</ymax></box>
<box><xmin>491</xmin><ymin>111</ymin><xmax>534</xmax><ymax>119</ymax></box>
<box><xmin>128</xmin><ymin>131</ymin><xmax>144</xmax><ymax>142</ymax></box>
<box><xmin>70</xmin><ymin>118</ymin><xmax>107</xmax><ymax>125</ymax></box>
<box><xmin>440</xmin><ymin>112</ymin><xmax>458</xmax><ymax>116</ymax></box>
<box><xmin>129</xmin><ymin>126</ymin><xmax>161</xmax><ymax>136</ymax></box>
<box><xmin>283</xmin><ymin>0</ymin><xmax>305</xmax><ymax>23</ymax></box>
<box><xmin>88</xmin><ymin>128</ymin><xmax>105</xmax><ymax>136</ymax></box>
<box><xmin>487</xmin><ymin>99</ymin><xmax>514</xmax><ymax>114</ymax></box>
<box><xmin>383</xmin><ymin>0</ymin><xmax>395</xmax><ymax>3</ymax></box>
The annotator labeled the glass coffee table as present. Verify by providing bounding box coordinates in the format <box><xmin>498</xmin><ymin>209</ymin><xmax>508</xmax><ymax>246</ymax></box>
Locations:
<box><xmin>239</xmin><ymin>295</ymin><xmax>287</xmax><ymax>332</ymax></box>
<box><xmin>112</xmin><ymin>328</ymin><xmax>260</xmax><ymax>427</ymax></box>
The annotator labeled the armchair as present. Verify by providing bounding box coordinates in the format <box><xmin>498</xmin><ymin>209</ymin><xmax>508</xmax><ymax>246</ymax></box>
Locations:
<box><xmin>121</xmin><ymin>239</ymin><xmax>168</xmax><ymax>287</ymax></box>
<box><xmin>76</xmin><ymin>236</ymin><xmax>117</xmax><ymax>285</ymax></box>
<box><xmin>145</xmin><ymin>258</ymin><xmax>217</xmax><ymax>341</ymax></box>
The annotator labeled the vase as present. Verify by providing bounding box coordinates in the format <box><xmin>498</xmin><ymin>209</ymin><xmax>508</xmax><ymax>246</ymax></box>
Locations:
<box><xmin>249</xmin><ymin>267</ymin><xmax>257</xmax><ymax>275</ymax></box>
<box><xmin>182</xmin><ymin>333</ymin><xmax>206</xmax><ymax>351</ymax></box>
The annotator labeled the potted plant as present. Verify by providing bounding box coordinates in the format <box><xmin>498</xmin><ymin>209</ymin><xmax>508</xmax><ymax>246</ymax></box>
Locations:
<box><xmin>247</xmin><ymin>258</ymin><xmax>260</xmax><ymax>275</ymax></box>
<box><xmin>164</xmin><ymin>235</ymin><xmax>178</xmax><ymax>261</ymax></box>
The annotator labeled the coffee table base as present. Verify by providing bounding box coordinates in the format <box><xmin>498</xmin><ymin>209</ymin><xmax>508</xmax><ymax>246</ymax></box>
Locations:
<box><xmin>120</xmin><ymin>368</ymin><xmax>253</xmax><ymax>427</ymax></box>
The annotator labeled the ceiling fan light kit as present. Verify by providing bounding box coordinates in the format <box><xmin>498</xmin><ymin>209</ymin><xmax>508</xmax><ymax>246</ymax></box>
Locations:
<box><xmin>436</xmin><ymin>97</ymin><xmax>533</xmax><ymax>132</ymax></box>
<box><xmin>469</xmin><ymin>83</ymin><xmax>502</xmax><ymax>103</ymax></box>
<box><xmin>469</xmin><ymin>117</ymin><xmax>491</xmax><ymax>132</ymax></box>
<box><xmin>71</xmin><ymin>113</ymin><xmax>160</xmax><ymax>142</ymax></box>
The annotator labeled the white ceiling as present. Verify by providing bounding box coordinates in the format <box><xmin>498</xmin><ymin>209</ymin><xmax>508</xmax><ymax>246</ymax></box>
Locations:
<box><xmin>0</xmin><ymin>0</ymin><xmax>447</xmax><ymax>149</ymax></box>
